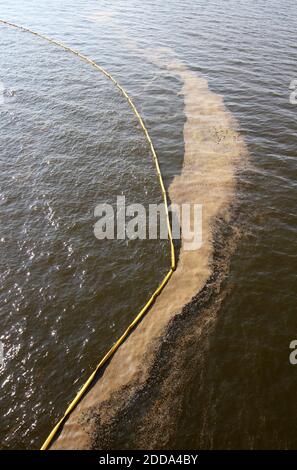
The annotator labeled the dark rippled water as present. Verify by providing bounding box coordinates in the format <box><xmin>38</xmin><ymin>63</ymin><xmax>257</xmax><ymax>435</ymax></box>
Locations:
<box><xmin>0</xmin><ymin>0</ymin><xmax>296</xmax><ymax>450</ymax></box>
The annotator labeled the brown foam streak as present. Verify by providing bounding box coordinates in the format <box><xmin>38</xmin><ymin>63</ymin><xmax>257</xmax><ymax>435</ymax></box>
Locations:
<box><xmin>52</xmin><ymin>51</ymin><xmax>244</xmax><ymax>449</ymax></box>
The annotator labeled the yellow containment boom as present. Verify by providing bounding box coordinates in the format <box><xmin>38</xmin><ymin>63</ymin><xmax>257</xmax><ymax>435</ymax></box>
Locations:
<box><xmin>0</xmin><ymin>18</ymin><xmax>176</xmax><ymax>450</ymax></box>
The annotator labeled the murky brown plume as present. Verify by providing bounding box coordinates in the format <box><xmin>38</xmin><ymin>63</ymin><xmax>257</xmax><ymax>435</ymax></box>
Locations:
<box><xmin>51</xmin><ymin>56</ymin><xmax>246</xmax><ymax>449</ymax></box>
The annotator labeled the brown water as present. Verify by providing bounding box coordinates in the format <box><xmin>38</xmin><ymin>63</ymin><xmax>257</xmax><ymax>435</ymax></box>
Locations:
<box><xmin>0</xmin><ymin>0</ymin><xmax>297</xmax><ymax>450</ymax></box>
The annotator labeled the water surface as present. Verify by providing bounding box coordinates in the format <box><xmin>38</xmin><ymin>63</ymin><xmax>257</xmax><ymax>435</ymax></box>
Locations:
<box><xmin>0</xmin><ymin>0</ymin><xmax>296</xmax><ymax>449</ymax></box>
